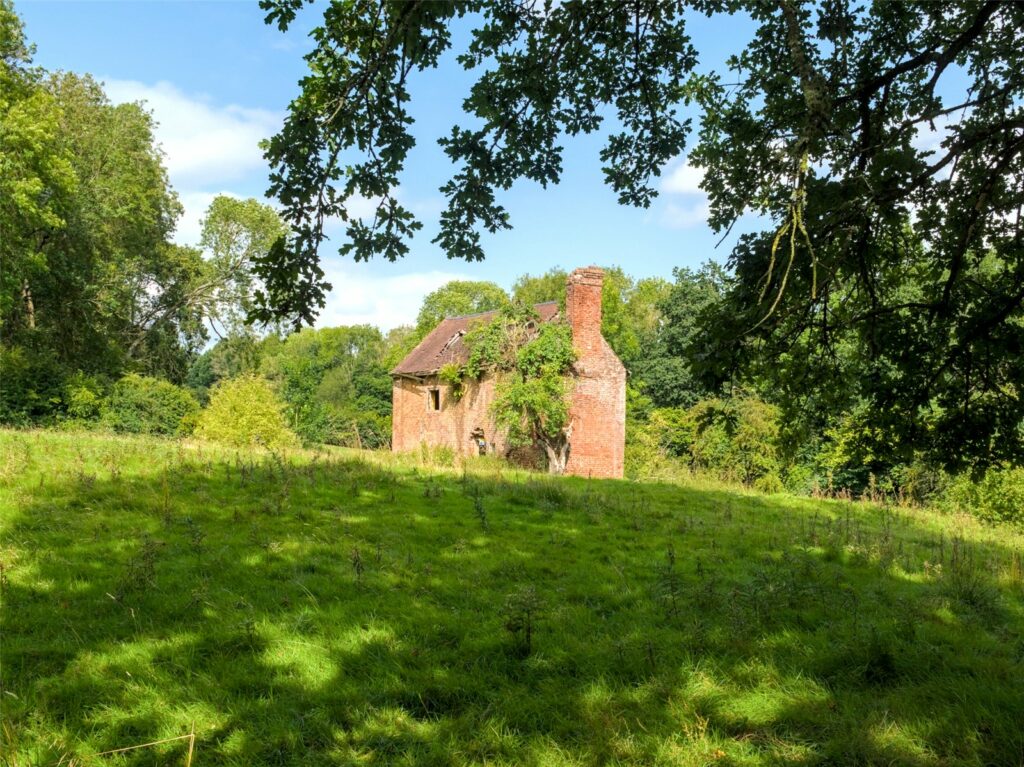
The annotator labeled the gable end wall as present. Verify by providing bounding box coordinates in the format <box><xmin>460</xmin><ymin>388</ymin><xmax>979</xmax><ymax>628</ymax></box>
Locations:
<box><xmin>565</xmin><ymin>337</ymin><xmax>626</xmax><ymax>478</ymax></box>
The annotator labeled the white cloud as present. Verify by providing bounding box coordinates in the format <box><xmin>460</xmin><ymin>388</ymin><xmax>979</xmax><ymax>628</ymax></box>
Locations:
<box><xmin>101</xmin><ymin>79</ymin><xmax>281</xmax><ymax>245</ymax></box>
<box><xmin>661</xmin><ymin>158</ymin><xmax>705</xmax><ymax>194</ymax></box>
<box><xmin>660</xmin><ymin>199</ymin><xmax>712</xmax><ymax>230</ymax></box>
<box><xmin>322</xmin><ymin>187</ymin><xmax>444</xmax><ymax>230</ymax></box>
<box><xmin>656</xmin><ymin>155</ymin><xmax>710</xmax><ymax>229</ymax></box>
<box><xmin>330</xmin><ymin>193</ymin><xmax>388</xmax><ymax>223</ymax></box>
<box><xmin>316</xmin><ymin>264</ymin><xmax>469</xmax><ymax>330</ymax></box>
<box><xmin>102</xmin><ymin>79</ymin><xmax>281</xmax><ymax>188</ymax></box>
<box><xmin>912</xmin><ymin>113</ymin><xmax>964</xmax><ymax>185</ymax></box>
<box><xmin>99</xmin><ymin>77</ymin><xmax>455</xmax><ymax>317</ymax></box>
<box><xmin>270</xmin><ymin>38</ymin><xmax>299</xmax><ymax>52</ymax></box>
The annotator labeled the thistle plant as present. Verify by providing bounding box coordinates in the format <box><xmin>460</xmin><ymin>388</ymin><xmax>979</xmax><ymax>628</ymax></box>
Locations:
<box><xmin>503</xmin><ymin>585</ymin><xmax>543</xmax><ymax>657</ymax></box>
<box><xmin>351</xmin><ymin>547</ymin><xmax>364</xmax><ymax>583</ymax></box>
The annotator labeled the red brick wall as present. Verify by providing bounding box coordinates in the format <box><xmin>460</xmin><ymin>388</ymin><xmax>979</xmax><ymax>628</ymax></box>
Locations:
<box><xmin>392</xmin><ymin>265</ymin><xmax>626</xmax><ymax>478</ymax></box>
<box><xmin>565</xmin><ymin>267</ymin><xmax>626</xmax><ymax>478</ymax></box>
<box><xmin>391</xmin><ymin>375</ymin><xmax>509</xmax><ymax>457</ymax></box>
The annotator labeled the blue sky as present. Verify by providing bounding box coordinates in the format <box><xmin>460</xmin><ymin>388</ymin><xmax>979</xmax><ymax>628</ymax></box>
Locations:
<box><xmin>18</xmin><ymin>1</ymin><xmax>759</xmax><ymax>329</ymax></box>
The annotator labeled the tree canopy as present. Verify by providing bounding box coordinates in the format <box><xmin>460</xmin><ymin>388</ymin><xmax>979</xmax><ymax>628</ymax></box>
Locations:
<box><xmin>414</xmin><ymin>279</ymin><xmax>510</xmax><ymax>337</ymax></box>
<box><xmin>259</xmin><ymin>0</ymin><xmax>1024</xmax><ymax>468</ymax></box>
<box><xmin>200</xmin><ymin>195</ymin><xmax>289</xmax><ymax>338</ymax></box>
<box><xmin>0</xmin><ymin>3</ymin><xmax>288</xmax><ymax>422</ymax></box>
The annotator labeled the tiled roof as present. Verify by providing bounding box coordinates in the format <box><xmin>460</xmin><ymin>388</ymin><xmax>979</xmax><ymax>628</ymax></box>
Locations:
<box><xmin>391</xmin><ymin>302</ymin><xmax>560</xmax><ymax>376</ymax></box>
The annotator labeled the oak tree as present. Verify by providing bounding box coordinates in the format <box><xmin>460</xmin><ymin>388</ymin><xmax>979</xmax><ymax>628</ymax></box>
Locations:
<box><xmin>259</xmin><ymin>0</ymin><xmax>1024</xmax><ymax>468</ymax></box>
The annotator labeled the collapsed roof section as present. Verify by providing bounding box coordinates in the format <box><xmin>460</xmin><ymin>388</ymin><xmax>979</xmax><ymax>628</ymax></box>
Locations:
<box><xmin>391</xmin><ymin>301</ymin><xmax>560</xmax><ymax>378</ymax></box>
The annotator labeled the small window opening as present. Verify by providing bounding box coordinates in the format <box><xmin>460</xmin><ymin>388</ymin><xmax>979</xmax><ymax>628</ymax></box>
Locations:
<box><xmin>428</xmin><ymin>389</ymin><xmax>441</xmax><ymax>411</ymax></box>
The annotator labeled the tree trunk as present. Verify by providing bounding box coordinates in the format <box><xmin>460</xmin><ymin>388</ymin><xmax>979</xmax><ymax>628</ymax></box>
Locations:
<box><xmin>21</xmin><ymin>281</ymin><xmax>35</xmax><ymax>330</ymax></box>
<box><xmin>540</xmin><ymin>425</ymin><xmax>572</xmax><ymax>475</ymax></box>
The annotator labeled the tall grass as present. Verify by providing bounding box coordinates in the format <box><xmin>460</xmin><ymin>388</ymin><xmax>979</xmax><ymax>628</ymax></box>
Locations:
<box><xmin>1</xmin><ymin>429</ymin><xmax>1022</xmax><ymax>765</ymax></box>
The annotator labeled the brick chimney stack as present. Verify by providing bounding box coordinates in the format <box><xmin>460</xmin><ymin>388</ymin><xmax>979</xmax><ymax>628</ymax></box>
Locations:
<box><xmin>566</xmin><ymin>266</ymin><xmax>604</xmax><ymax>357</ymax></box>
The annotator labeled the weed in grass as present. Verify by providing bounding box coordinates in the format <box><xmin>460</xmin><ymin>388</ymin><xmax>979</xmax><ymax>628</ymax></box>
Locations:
<box><xmin>114</xmin><ymin>533</ymin><xmax>160</xmax><ymax>602</ymax></box>
<box><xmin>503</xmin><ymin>585</ymin><xmax>543</xmax><ymax>657</ymax></box>
<box><xmin>351</xmin><ymin>546</ymin><xmax>364</xmax><ymax>583</ymax></box>
<box><xmin>184</xmin><ymin>516</ymin><xmax>205</xmax><ymax>560</ymax></box>
<box><xmin>239</xmin><ymin>614</ymin><xmax>259</xmax><ymax>650</ymax></box>
<box><xmin>645</xmin><ymin>639</ymin><xmax>657</xmax><ymax>673</ymax></box>
<box><xmin>944</xmin><ymin>541</ymin><xmax>1001</xmax><ymax>618</ymax></box>
<box><xmin>862</xmin><ymin>626</ymin><xmax>900</xmax><ymax>686</ymax></box>
<box><xmin>894</xmin><ymin>598</ymin><xmax>918</xmax><ymax>642</ymax></box>
<box><xmin>188</xmin><ymin>577</ymin><xmax>211</xmax><ymax>609</ymax></box>
<box><xmin>1009</xmin><ymin>550</ymin><xmax>1023</xmax><ymax>590</ymax></box>
<box><xmin>654</xmin><ymin>545</ymin><xmax>683</xmax><ymax>620</ymax></box>
<box><xmin>291</xmin><ymin>606</ymin><xmax>319</xmax><ymax>636</ymax></box>
<box><xmin>0</xmin><ymin>436</ymin><xmax>32</xmax><ymax>485</ymax></box>
<box><xmin>473</xmin><ymin>492</ymin><xmax>489</xmax><ymax>531</ymax></box>
<box><xmin>101</xmin><ymin>450</ymin><xmax>123</xmax><ymax>482</ymax></box>
<box><xmin>76</xmin><ymin>468</ymin><xmax>97</xmax><ymax>489</ymax></box>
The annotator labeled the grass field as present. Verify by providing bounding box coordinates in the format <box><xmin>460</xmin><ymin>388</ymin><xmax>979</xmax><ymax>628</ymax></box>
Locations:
<box><xmin>1</xmin><ymin>429</ymin><xmax>1023</xmax><ymax>766</ymax></box>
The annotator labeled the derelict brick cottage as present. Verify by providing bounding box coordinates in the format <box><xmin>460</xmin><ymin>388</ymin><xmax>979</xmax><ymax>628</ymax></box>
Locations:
<box><xmin>391</xmin><ymin>266</ymin><xmax>626</xmax><ymax>478</ymax></box>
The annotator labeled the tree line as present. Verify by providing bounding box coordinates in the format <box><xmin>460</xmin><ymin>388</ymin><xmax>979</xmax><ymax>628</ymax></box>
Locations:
<box><xmin>2</xmin><ymin>0</ymin><xmax>1021</xmax><ymax>520</ymax></box>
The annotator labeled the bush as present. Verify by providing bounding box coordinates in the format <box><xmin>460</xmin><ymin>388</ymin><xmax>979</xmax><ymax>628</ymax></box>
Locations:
<box><xmin>624</xmin><ymin>417</ymin><xmax>678</xmax><ymax>480</ymax></box>
<box><xmin>647</xmin><ymin>407</ymin><xmax>697</xmax><ymax>458</ymax></box>
<box><xmin>624</xmin><ymin>395</ymin><xmax>787</xmax><ymax>489</ymax></box>
<box><xmin>689</xmin><ymin>397</ymin><xmax>782</xmax><ymax>485</ymax></box>
<box><xmin>639</xmin><ymin>396</ymin><xmax>783</xmax><ymax>487</ymax></box>
<box><xmin>195</xmin><ymin>376</ymin><xmax>299</xmax><ymax>449</ymax></box>
<box><xmin>754</xmin><ymin>473</ymin><xmax>784</xmax><ymax>494</ymax></box>
<box><xmin>0</xmin><ymin>346</ymin><xmax>65</xmax><ymax>425</ymax></box>
<box><xmin>320</xmin><ymin>401</ymin><xmax>391</xmax><ymax>450</ymax></box>
<box><xmin>62</xmin><ymin>372</ymin><xmax>105</xmax><ymax>423</ymax></box>
<box><xmin>102</xmin><ymin>374</ymin><xmax>199</xmax><ymax>437</ymax></box>
<box><xmin>940</xmin><ymin>467</ymin><xmax>1024</xmax><ymax>525</ymax></box>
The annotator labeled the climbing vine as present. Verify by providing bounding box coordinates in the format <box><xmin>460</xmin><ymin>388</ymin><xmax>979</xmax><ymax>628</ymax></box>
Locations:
<box><xmin>447</xmin><ymin>305</ymin><xmax>577</xmax><ymax>474</ymax></box>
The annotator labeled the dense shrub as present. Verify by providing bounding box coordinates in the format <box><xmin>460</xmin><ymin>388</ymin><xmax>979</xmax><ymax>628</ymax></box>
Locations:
<box><xmin>885</xmin><ymin>461</ymin><xmax>948</xmax><ymax>505</ymax></box>
<box><xmin>941</xmin><ymin>467</ymin><xmax>1024</xmax><ymax>525</ymax></box>
<box><xmin>814</xmin><ymin>404</ymin><xmax>896</xmax><ymax>492</ymax></box>
<box><xmin>61</xmin><ymin>373</ymin><xmax>105</xmax><ymax>423</ymax></box>
<box><xmin>102</xmin><ymin>374</ymin><xmax>199</xmax><ymax>436</ymax></box>
<box><xmin>259</xmin><ymin>325</ymin><xmax>392</xmax><ymax>447</ymax></box>
<box><xmin>326</xmin><ymin>407</ymin><xmax>391</xmax><ymax>449</ymax></box>
<box><xmin>635</xmin><ymin>395</ymin><xmax>783</xmax><ymax>486</ymax></box>
<box><xmin>0</xmin><ymin>347</ymin><xmax>66</xmax><ymax>425</ymax></box>
<box><xmin>687</xmin><ymin>397</ymin><xmax>782</xmax><ymax>485</ymax></box>
<box><xmin>624</xmin><ymin>418</ymin><xmax>680</xmax><ymax>480</ymax></box>
<box><xmin>316</xmin><ymin>363</ymin><xmax>392</xmax><ymax>449</ymax></box>
<box><xmin>647</xmin><ymin>407</ymin><xmax>696</xmax><ymax>457</ymax></box>
<box><xmin>195</xmin><ymin>376</ymin><xmax>298</xmax><ymax>449</ymax></box>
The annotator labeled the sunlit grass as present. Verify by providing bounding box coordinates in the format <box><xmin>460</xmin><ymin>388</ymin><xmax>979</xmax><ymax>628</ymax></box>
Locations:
<box><xmin>1</xmin><ymin>429</ymin><xmax>1022</xmax><ymax>766</ymax></box>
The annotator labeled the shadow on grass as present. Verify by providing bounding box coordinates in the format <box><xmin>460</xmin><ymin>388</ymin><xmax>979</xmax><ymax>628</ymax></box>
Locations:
<box><xmin>2</xmin><ymin>447</ymin><xmax>1023</xmax><ymax>765</ymax></box>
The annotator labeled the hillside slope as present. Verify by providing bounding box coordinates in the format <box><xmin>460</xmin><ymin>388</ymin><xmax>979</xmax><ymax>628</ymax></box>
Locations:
<box><xmin>1</xmin><ymin>430</ymin><xmax>1022</xmax><ymax>766</ymax></box>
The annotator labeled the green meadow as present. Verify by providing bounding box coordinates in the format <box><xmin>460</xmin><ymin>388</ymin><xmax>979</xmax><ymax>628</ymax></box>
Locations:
<box><xmin>1</xmin><ymin>429</ymin><xmax>1022</xmax><ymax>766</ymax></box>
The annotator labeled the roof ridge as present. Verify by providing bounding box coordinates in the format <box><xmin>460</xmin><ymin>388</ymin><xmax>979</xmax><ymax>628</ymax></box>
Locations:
<box><xmin>392</xmin><ymin>301</ymin><xmax>561</xmax><ymax>376</ymax></box>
